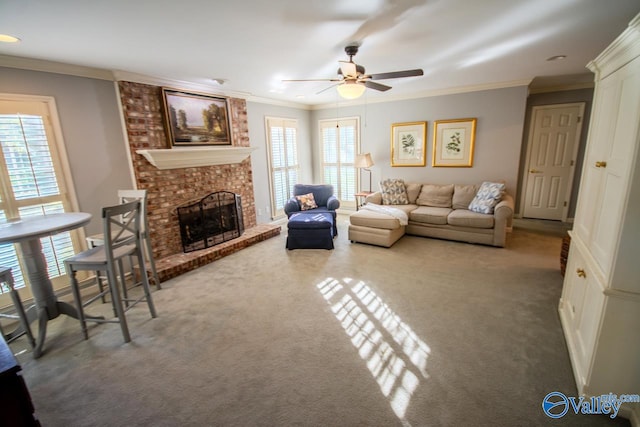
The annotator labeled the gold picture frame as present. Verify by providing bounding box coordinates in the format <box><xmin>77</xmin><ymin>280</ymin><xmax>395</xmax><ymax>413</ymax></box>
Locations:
<box><xmin>391</xmin><ymin>121</ymin><xmax>427</xmax><ymax>167</ymax></box>
<box><xmin>432</xmin><ymin>118</ymin><xmax>477</xmax><ymax>167</ymax></box>
<box><xmin>161</xmin><ymin>88</ymin><xmax>232</xmax><ymax>147</ymax></box>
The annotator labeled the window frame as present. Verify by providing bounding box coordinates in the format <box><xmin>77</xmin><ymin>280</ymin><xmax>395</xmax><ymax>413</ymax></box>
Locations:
<box><xmin>0</xmin><ymin>93</ymin><xmax>85</xmax><ymax>308</ymax></box>
<box><xmin>264</xmin><ymin>116</ymin><xmax>299</xmax><ymax>220</ymax></box>
<box><xmin>319</xmin><ymin>116</ymin><xmax>361</xmax><ymax>210</ymax></box>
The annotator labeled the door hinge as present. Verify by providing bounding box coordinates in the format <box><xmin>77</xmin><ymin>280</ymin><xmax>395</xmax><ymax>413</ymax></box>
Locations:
<box><xmin>564</xmin><ymin>201</ymin><xmax>568</xmax><ymax>207</ymax></box>
<box><xmin>577</xmin><ymin>116</ymin><xmax>582</xmax><ymax>123</ymax></box>
<box><xmin>570</xmin><ymin>160</ymin><xmax>575</xmax><ymax>166</ymax></box>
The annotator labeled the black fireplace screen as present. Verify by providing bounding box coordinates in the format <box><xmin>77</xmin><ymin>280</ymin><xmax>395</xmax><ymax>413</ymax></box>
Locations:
<box><xmin>177</xmin><ymin>191</ymin><xmax>244</xmax><ymax>253</ymax></box>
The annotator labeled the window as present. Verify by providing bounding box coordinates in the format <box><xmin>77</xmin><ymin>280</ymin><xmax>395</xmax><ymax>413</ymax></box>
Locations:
<box><xmin>265</xmin><ymin>117</ymin><xmax>299</xmax><ymax>219</ymax></box>
<box><xmin>320</xmin><ymin>117</ymin><xmax>359</xmax><ymax>208</ymax></box>
<box><xmin>0</xmin><ymin>96</ymin><xmax>82</xmax><ymax>308</ymax></box>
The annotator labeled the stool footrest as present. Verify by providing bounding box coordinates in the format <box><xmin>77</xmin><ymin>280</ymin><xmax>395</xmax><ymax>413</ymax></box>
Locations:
<box><xmin>286</xmin><ymin>212</ymin><xmax>335</xmax><ymax>250</ymax></box>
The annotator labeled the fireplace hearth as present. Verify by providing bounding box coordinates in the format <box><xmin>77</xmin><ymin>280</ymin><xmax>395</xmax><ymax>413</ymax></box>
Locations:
<box><xmin>177</xmin><ymin>191</ymin><xmax>244</xmax><ymax>253</ymax></box>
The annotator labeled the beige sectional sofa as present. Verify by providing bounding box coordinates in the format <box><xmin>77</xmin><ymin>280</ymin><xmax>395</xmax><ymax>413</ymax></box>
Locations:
<box><xmin>348</xmin><ymin>182</ymin><xmax>514</xmax><ymax>248</ymax></box>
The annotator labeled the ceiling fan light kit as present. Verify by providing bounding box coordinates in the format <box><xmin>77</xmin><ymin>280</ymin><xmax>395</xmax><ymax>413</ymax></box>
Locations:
<box><xmin>337</xmin><ymin>81</ymin><xmax>366</xmax><ymax>99</ymax></box>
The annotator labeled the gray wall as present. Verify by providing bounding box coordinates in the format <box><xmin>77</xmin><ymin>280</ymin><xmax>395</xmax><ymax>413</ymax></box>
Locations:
<box><xmin>311</xmin><ymin>86</ymin><xmax>529</xmax><ymax>197</ymax></box>
<box><xmin>0</xmin><ymin>67</ymin><xmax>133</xmax><ymax>236</ymax></box>
<box><xmin>519</xmin><ymin>88</ymin><xmax>594</xmax><ymax>218</ymax></box>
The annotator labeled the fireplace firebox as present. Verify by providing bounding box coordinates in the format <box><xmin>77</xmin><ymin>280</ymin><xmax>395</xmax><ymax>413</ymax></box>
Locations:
<box><xmin>177</xmin><ymin>191</ymin><xmax>244</xmax><ymax>253</ymax></box>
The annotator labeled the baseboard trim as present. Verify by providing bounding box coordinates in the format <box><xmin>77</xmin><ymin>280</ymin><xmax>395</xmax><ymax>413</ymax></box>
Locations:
<box><xmin>559</xmin><ymin>302</ymin><xmax>639</xmax><ymax>425</ymax></box>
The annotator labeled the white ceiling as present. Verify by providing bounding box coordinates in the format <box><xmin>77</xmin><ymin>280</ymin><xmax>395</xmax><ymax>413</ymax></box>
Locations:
<box><xmin>1</xmin><ymin>0</ymin><xmax>638</xmax><ymax>106</ymax></box>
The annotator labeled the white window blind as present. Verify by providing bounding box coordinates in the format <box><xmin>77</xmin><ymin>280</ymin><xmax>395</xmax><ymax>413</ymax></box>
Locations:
<box><xmin>320</xmin><ymin>118</ymin><xmax>359</xmax><ymax>207</ymax></box>
<box><xmin>0</xmin><ymin>98</ymin><xmax>81</xmax><ymax>306</ymax></box>
<box><xmin>266</xmin><ymin>117</ymin><xmax>299</xmax><ymax>219</ymax></box>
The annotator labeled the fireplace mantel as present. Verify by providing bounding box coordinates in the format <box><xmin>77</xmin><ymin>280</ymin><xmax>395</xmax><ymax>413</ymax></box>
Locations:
<box><xmin>136</xmin><ymin>147</ymin><xmax>257</xmax><ymax>170</ymax></box>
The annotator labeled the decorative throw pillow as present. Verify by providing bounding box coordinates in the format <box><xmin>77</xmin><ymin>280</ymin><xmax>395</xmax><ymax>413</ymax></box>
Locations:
<box><xmin>416</xmin><ymin>184</ymin><xmax>454</xmax><ymax>208</ymax></box>
<box><xmin>296</xmin><ymin>193</ymin><xmax>318</xmax><ymax>211</ymax></box>
<box><xmin>468</xmin><ymin>182</ymin><xmax>506</xmax><ymax>214</ymax></box>
<box><xmin>380</xmin><ymin>178</ymin><xmax>409</xmax><ymax>205</ymax></box>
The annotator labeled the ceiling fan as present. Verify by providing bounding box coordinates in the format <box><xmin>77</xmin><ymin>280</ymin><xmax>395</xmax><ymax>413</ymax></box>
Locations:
<box><xmin>283</xmin><ymin>44</ymin><xmax>424</xmax><ymax>99</ymax></box>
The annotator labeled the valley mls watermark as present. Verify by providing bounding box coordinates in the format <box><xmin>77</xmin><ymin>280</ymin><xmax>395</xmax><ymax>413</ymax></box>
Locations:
<box><xmin>542</xmin><ymin>391</ymin><xmax>640</xmax><ymax>419</ymax></box>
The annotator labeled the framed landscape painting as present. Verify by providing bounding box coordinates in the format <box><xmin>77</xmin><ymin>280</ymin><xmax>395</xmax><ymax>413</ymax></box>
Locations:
<box><xmin>391</xmin><ymin>121</ymin><xmax>427</xmax><ymax>167</ymax></box>
<box><xmin>161</xmin><ymin>88</ymin><xmax>231</xmax><ymax>146</ymax></box>
<box><xmin>432</xmin><ymin>118</ymin><xmax>476</xmax><ymax>167</ymax></box>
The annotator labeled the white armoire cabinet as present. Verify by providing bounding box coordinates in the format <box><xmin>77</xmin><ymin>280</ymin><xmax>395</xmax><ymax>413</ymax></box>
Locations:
<box><xmin>559</xmin><ymin>13</ymin><xmax>640</xmax><ymax>424</ymax></box>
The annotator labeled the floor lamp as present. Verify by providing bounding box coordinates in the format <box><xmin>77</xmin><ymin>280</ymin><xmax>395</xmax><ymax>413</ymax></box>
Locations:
<box><xmin>354</xmin><ymin>153</ymin><xmax>374</xmax><ymax>193</ymax></box>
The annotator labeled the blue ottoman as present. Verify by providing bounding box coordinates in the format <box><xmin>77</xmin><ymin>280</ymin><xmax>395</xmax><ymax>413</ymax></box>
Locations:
<box><xmin>286</xmin><ymin>212</ymin><xmax>334</xmax><ymax>250</ymax></box>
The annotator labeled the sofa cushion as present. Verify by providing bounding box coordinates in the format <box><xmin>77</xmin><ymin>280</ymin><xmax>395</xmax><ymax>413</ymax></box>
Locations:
<box><xmin>288</xmin><ymin>212</ymin><xmax>333</xmax><ymax>229</ymax></box>
<box><xmin>405</xmin><ymin>183</ymin><xmax>422</xmax><ymax>204</ymax></box>
<box><xmin>365</xmin><ymin>192</ymin><xmax>383</xmax><ymax>205</ymax></box>
<box><xmin>380</xmin><ymin>178</ymin><xmax>409</xmax><ymax>205</ymax></box>
<box><xmin>390</xmin><ymin>204</ymin><xmax>419</xmax><ymax>215</ymax></box>
<box><xmin>468</xmin><ymin>181</ymin><xmax>505</xmax><ymax>214</ymax></box>
<box><xmin>296</xmin><ymin>192</ymin><xmax>318</xmax><ymax>211</ymax></box>
<box><xmin>416</xmin><ymin>184</ymin><xmax>454</xmax><ymax>208</ymax></box>
<box><xmin>409</xmin><ymin>206</ymin><xmax>452</xmax><ymax>225</ymax></box>
<box><xmin>452</xmin><ymin>184</ymin><xmax>478</xmax><ymax>210</ymax></box>
<box><xmin>447</xmin><ymin>209</ymin><xmax>495</xmax><ymax>229</ymax></box>
<box><xmin>350</xmin><ymin>210</ymin><xmax>402</xmax><ymax>230</ymax></box>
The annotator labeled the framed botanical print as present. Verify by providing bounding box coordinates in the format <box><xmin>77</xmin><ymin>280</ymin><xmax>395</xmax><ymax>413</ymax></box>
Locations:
<box><xmin>391</xmin><ymin>121</ymin><xmax>427</xmax><ymax>167</ymax></box>
<box><xmin>432</xmin><ymin>118</ymin><xmax>477</xmax><ymax>167</ymax></box>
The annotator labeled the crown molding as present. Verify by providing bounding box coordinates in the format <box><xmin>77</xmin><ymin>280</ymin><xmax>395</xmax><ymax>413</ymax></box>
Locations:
<box><xmin>0</xmin><ymin>54</ymin><xmax>114</xmax><ymax>80</ymax></box>
<box><xmin>0</xmin><ymin>55</ymin><xmax>255</xmax><ymax>99</ymax></box>
<box><xmin>587</xmin><ymin>12</ymin><xmax>640</xmax><ymax>80</ymax></box>
<box><xmin>308</xmin><ymin>79</ymin><xmax>532</xmax><ymax>110</ymax></box>
<box><xmin>112</xmin><ymin>70</ymin><xmax>252</xmax><ymax>99</ymax></box>
<box><xmin>1</xmin><ymin>54</ymin><xmax>533</xmax><ymax>109</ymax></box>
<box><xmin>528</xmin><ymin>82</ymin><xmax>595</xmax><ymax>95</ymax></box>
<box><xmin>245</xmin><ymin>95</ymin><xmax>312</xmax><ymax>110</ymax></box>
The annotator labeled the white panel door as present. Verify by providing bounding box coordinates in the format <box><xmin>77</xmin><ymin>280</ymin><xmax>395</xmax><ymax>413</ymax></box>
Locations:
<box><xmin>523</xmin><ymin>104</ymin><xmax>584</xmax><ymax>220</ymax></box>
<box><xmin>573</xmin><ymin>75</ymin><xmax>620</xmax><ymax>243</ymax></box>
<box><xmin>589</xmin><ymin>56</ymin><xmax>640</xmax><ymax>278</ymax></box>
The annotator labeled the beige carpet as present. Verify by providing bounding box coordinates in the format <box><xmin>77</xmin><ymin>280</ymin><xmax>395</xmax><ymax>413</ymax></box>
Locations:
<box><xmin>9</xmin><ymin>215</ymin><xmax>631</xmax><ymax>427</ymax></box>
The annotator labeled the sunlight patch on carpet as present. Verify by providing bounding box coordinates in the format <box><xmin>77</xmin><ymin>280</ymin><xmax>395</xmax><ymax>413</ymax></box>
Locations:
<box><xmin>317</xmin><ymin>277</ymin><xmax>430</xmax><ymax>425</ymax></box>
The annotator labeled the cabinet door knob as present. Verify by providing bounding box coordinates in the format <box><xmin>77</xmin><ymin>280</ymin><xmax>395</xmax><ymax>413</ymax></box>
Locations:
<box><xmin>595</xmin><ymin>161</ymin><xmax>607</xmax><ymax>168</ymax></box>
<box><xmin>576</xmin><ymin>268</ymin><xmax>586</xmax><ymax>278</ymax></box>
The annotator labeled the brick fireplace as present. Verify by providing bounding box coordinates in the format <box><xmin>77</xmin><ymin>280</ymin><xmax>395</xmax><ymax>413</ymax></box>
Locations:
<box><xmin>118</xmin><ymin>81</ymin><xmax>279</xmax><ymax>281</ymax></box>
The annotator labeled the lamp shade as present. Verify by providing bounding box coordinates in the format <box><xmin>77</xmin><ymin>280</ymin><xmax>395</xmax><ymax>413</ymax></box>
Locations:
<box><xmin>354</xmin><ymin>153</ymin><xmax>374</xmax><ymax>168</ymax></box>
<box><xmin>336</xmin><ymin>82</ymin><xmax>366</xmax><ymax>99</ymax></box>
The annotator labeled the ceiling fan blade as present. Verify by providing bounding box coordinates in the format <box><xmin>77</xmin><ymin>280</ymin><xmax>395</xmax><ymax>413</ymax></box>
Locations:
<box><xmin>364</xmin><ymin>81</ymin><xmax>391</xmax><ymax>92</ymax></box>
<box><xmin>339</xmin><ymin>61</ymin><xmax>357</xmax><ymax>78</ymax></box>
<box><xmin>282</xmin><ymin>78</ymin><xmax>341</xmax><ymax>82</ymax></box>
<box><xmin>368</xmin><ymin>69</ymin><xmax>424</xmax><ymax>80</ymax></box>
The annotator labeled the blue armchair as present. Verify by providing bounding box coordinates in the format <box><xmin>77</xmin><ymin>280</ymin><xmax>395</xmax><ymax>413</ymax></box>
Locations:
<box><xmin>284</xmin><ymin>184</ymin><xmax>340</xmax><ymax>235</ymax></box>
